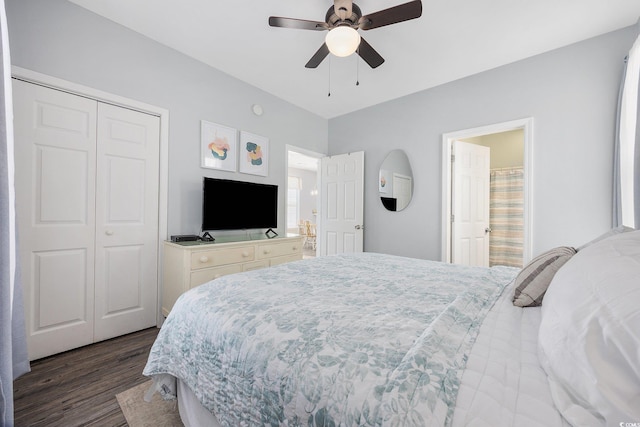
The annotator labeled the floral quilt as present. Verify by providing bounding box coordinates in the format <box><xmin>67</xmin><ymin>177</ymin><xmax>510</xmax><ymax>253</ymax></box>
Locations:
<box><xmin>143</xmin><ymin>252</ymin><xmax>517</xmax><ymax>426</ymax></box>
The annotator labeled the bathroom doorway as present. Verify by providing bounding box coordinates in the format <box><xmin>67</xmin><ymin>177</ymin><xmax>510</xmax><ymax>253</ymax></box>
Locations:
<box><xmin>442</xmin><ymin>118</ymin><xmax>533</xmax><ymax>266</ymax></box>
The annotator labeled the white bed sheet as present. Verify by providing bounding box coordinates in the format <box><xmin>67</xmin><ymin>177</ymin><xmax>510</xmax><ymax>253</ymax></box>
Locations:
<box><xmin>451</xmin><ymin>283</ymin><xmax>569</xmax><ymax>427</ymax></box>
<box><xmin>175</xmin><ymin>283</ymin><xmax>569</xmax><ymax>427</ymax></box>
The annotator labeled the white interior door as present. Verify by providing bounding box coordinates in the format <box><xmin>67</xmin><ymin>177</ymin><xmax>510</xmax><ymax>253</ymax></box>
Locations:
<box><xmin>13</xmin><ymin>79</ymin><xmax>98</xmax><ymax>360</ymax></box>
<box><xmin>452</xmin><ymin>140</ymin><xmax>490</xmax><ymax>266</ymax></box>
<box><xmin>319</xmin><ymin>151</ymin><xmax>364</xmax><ymax>255</ymax></box>
<box><xmin>392</xmin><ymin>173</ymin><xmax>412</xmax><ymax>211</ymax></box>
<box><xmin>94</xmin><ymin>103</ymin><xmax>159</xmax><ymax>341</ymax></box>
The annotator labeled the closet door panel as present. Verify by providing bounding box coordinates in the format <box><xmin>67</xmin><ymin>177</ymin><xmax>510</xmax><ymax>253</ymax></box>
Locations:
<box><xmin>94</xmin><ymin>103</ymin><xmax>160</xmax><ymax>341</ymax></box>
<box><xmin>37</xmin><ymin>146</ymin><xmax>88</xmax><ymax>224</ymax></box>
<box><xmin>103</xmin><ymin>245</ymin><xmax>143</xmax><ymax>312</ymax></box>
<box><xmin>13</xmin><ymin>79</ymin><xmax>97</xmax><ymax>360</ymax></box>
<box><xmin>34</xmin><ymin>249</ymin><xmax>87</xmax><ymax>328</ymax></box>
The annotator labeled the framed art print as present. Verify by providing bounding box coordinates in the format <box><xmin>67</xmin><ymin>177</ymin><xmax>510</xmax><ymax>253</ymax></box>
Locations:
<box><xmin>239</xmin><ymin>131</ymin><xmax>269</xmax><ymax>176</ymax></box>
<box><xmin>379</xmin><ymin>169</ymin><xmax>389</xmax><ymax>193</ymax></box>
<box><xmin>201</xmin><ymin>120</ymin><xmax>237</xmax><ymax>172</ymax></box>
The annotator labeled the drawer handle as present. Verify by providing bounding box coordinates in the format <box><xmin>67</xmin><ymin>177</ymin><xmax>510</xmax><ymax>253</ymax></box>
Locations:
<box><xmin>242</xmin><ymin>251</ymin><xmax>250</xmax><ymax>257</ymax></box>
<box><xmin>263</xmin><ymin>249</ymin><xmax>271</xmax><ymax>254</ymax></box>
<box><xmin>199</xmin><ymin>256</ymin><xmax>209</xmax><ymax>263</ymax></box>
<box><xmin>292</xmin><ymin>246</ymin><xmax>298</xmax><ymax>251</ymax></box>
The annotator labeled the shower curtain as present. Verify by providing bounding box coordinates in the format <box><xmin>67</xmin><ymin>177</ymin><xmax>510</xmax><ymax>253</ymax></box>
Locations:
<box><xmin>489</xmin><ymin>167</ymin><xmax>524</xmax><ymax>268</ymax></box>
<box><xmin>0</xmin><ymin>0</ymin><xmax>29</xmax><ymax>424</ymax></box>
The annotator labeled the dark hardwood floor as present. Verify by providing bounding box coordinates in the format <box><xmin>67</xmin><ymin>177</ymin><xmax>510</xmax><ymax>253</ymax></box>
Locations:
<box><xmin>13</xmin><ymin>327</ymin><xmax>160</xmax><ymax>427</ymax></box>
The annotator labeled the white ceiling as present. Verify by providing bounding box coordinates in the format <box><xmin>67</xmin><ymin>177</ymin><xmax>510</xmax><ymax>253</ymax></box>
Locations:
<box><xmin>67</xmin><ymin>0</ymin><xmax>640</xmax><ymax>119</ymax></box>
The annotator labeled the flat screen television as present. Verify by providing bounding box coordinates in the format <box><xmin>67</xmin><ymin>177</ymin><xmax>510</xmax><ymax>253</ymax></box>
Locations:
<box><xmin>202</xmin><ymin>177</ymin><xmax>278</xmax><ymax>231</ymax></box>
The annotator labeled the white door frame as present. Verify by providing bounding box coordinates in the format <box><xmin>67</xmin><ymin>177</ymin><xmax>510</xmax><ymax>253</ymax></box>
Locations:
<box><xmin>12</xmin><ymin>66</ymin><xmax>170</xmax><ymax>327</ymax></box>
<box><xmin>285</xmin><ymin>145</ymin><xmax>325</xmax><ymax>253</ymax></box>
<box><xmin>441</xmin><ymin>118</ymin><xmax>533</xmax><ymax>264</ymax></box>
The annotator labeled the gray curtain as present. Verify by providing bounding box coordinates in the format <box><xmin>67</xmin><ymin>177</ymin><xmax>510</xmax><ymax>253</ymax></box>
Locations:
<box><xmin>0</xmin><ymin>0</ymin><xmax>30</xmax><ymax>424</ymax></box>
<box><xmin>613</xmin><ymin>19</ymin><xmax>640</xmax><ymax>229</ymax></box>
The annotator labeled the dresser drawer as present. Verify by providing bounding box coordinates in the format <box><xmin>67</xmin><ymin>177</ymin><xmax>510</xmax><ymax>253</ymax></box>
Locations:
<box><xmin>270</xmin><ymin>254</ymin><xmax>302</xmax><ymax>266</ymax></box>
<box><xmin>257</xmin><ymin>240</ymin><xmax>303</xmax><ymax>260</ymax></box>
<box><xmin>190</xmin><ymin>264</ymin><xmax>244</xmax><ymax>288</ymax></box>
<box><xmin>190</xmin><ymin>246</ymin><xmax>255</xmax><ymax>270</ymax></box>
<box><xmin>243</xmin><ymin>260</ymin><xmax>270</xmax><ymax>272</ymax></box>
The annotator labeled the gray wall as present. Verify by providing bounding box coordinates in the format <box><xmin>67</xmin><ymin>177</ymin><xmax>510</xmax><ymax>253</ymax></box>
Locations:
<box><xmin>6</xmin><ymin>0</ymin><xmax>328</xmax><ymax>237</ymax></box>
<box><xmin>329</xmin><ymin>26</ymin><xmax>638</xmax><ymax>260</ymax></box>
<box><xmin>7</xmin><ymin>0</ymin><xmax>636</xmax><ymax>260</ymax></box>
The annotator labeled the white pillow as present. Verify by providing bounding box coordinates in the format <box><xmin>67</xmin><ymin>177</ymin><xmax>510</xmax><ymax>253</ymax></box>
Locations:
<box><xmin>538</xmin><ymin>230</ymin><xmax>640</xmax><ymax>426</ymax></box>
<box><xmin>577</xmin><ymin>225</ymin><xmax>635</xmax><ymax>251</ymax></box>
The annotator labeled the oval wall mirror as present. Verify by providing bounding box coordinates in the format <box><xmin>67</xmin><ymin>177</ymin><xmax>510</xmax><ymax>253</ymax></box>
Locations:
<box><xmin>378</xmin><ymin>149</ymin><xmax>413</xmax><ymax>211</ymax></box>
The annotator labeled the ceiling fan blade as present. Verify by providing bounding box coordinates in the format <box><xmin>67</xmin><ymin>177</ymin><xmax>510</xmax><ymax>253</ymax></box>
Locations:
<box><xmin>357</xmin><ymin>37</ymin><xmax>384</xmax><ymax>68</ymax></box>
<box><xmin>305</xmin><ymin>43</ymin><xmax>330</xmax><ymax>68</ymax></box>
<box><xmin>269</xmin><ymin>16</ymin><xmax>328</xmax><ymax>31</ymax></box>
<box><xmin>359</xmin><ymin>0</ymin><xmax>422</xmax><ymax>30</ymax></box>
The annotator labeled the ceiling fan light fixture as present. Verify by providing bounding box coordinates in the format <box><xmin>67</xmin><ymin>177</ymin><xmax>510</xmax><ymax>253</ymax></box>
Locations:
<box><xmin>325</xmin><ymin>26</ymin><xmax>361</xmax><ymax>57</ymax></box>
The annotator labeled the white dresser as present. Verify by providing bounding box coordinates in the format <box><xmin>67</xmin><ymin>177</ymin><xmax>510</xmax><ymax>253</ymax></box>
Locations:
<box><xmin>162</xmin><ymin>235</ymin><xmax>304</xmax><ymax>315</ymax></box>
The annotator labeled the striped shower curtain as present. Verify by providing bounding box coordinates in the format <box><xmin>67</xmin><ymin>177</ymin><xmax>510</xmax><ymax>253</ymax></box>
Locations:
<box><xmin>489</xmin><ymin>168</ymin><xmax>524</xmax><ymax>268</ymax></box>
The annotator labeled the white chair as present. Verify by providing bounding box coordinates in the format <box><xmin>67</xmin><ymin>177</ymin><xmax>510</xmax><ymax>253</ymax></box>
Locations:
<box><xmin>304</xmin><ymin>221</ymin><xmax>316</xmax><ymax>250</ymax></box>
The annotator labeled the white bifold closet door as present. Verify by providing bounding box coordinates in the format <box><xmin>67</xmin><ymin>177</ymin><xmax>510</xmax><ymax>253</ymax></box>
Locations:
<box><xmin>13</xmin><ymin>79</ymin><xmax>160</xmax><ymax>360</ymax></box>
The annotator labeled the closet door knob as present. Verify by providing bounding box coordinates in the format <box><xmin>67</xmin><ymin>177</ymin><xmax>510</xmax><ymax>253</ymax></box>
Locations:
<box><xmin>105</xmin><ymin>230</ymin><xmax>114</xmax><ymax>236</ymax></box>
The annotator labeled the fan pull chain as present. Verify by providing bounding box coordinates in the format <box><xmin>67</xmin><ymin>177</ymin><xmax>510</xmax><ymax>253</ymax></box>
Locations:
<box><xmin>328</xmin><ymin>55</ymin><xmax>332</xmax><ymax>97</ymax></box>
<box><xmin>356</xmin><ymin>48</ymin><xmax>360</xmax><ymax>86</ymax></box>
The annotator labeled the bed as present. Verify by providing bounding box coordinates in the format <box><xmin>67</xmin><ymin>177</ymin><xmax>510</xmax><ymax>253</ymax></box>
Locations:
<box><xmin>143</xmin><ymin>228</ymin><xmax>640</xmax><ymax>427</ymax></box>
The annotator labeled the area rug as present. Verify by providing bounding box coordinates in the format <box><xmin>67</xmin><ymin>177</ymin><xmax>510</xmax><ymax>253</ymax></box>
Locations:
<box><xmin>116</xmin><ymin>380</ymin><xmax>184</xmax><ymax>427</ymax></box>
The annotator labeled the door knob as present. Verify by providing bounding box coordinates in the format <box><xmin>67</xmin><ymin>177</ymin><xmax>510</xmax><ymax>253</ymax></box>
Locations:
<box><xmin>355</xmin><ymin>225</ymin><xmax>364</xmax><ymax>230</ymax></box>
<box><xmin>485</xmin><ymin>227</ymin><xmax>492</xmax><ymax>234</ymax></box>
<box><xmin>105</xmin><ymin>230</ymin><xmax>114</xmax><ymax>236</ymax></box>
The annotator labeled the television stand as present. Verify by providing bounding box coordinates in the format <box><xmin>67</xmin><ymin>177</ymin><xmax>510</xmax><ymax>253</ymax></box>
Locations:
<box><xmin>162</xmin><ymin>234</ymin><xmax>304</xmax><ymax>315</ymax></box>
<box><xmin>265</xmin><ymin>228</ymin><xmax>278</xmax><ymax>238</ymax></box>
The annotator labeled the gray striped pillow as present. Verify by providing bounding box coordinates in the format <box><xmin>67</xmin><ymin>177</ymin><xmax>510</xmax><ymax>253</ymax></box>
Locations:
<box><xmin>512</xmin><ymin>246</ymin><xmax>577</xmax><ymax>307</ymax></box>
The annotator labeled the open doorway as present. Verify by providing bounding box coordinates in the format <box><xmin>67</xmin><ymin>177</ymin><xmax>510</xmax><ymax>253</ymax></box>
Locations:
<box><xmin>286</xmin><ymin>146</ymin><xmax>322</xmax><ymax>259</ymax></box>
<box><xmin>459</xmin><ymin>130</ymin><xmax>524</xmax><ymax>267</ymax></box>
<box><xmin>441</xmin><ymin>118</ymin><xmax>533</xmax><ymax>266</ymax></box>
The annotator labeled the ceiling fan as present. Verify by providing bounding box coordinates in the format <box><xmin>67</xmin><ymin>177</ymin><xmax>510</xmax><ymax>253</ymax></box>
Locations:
<box><xmin>268</xmin><ymin>0</ymin><xmax>422</xmax><ymax>69</ymax></box>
